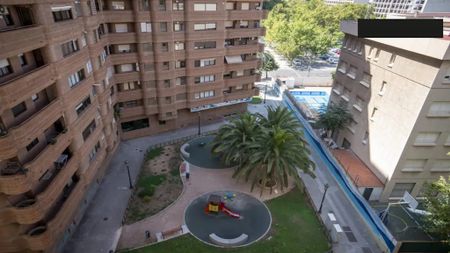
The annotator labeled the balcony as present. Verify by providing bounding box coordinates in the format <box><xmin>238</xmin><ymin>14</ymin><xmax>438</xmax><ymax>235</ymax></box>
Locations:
<box><xmin>226</xmin><ymin>27</ymin><xmax>265</xmax><ymax>38</ymax></box>
<box><xmin>109</xmin><ymin>52</ymin><xmax>139</xmax><ymax>65</ymax></box>
<box><xmin>9</xmin><ymin>99</ymin><xmax>64</xmax><ymax>148</ymax></box>
<box><xmin>224</xmin><ymin>75</ymin><xmax>258</xmax><ymax>87</ymax></box>
<box><xmin>0</xmin><ymin>48</ymin><xmax>47</xmax><ymax>86</ymax></box>
<box><xmin>0</xmin><ymin>26</ymin><xmax>45</xmax><ymax>56</ymax></box>
<box><xmin>103</xmin><ymin>10</ymin><xmax>133</xmax><ymax>22</ymax></box>
<box><xmin>227</xmin><ymin>10</ymin><xmax>267</xmax><ymax>20</ymax></box>
<box><xmin>104</xmin><ymin>32</ymin><xmax>137</xmax><ymax>44</ymax></box>
<box><xmin>225</xmin><ymin>59</ymin><xmax>259</xmax><ymax>72</ymax></box>
<box><xmin>0</xmin><ymin>134</ymin><xmax>17</xmax><ymax>160</ymax></box>
<box><xmin>224</xmin><ymin>89</ymin><xmax>255</xmax><ymax>101</ymax></box>
<box><xmin>225</xmin><ymin>43</ymin><xmax>263</xmax><ymax>55</ymax></box>
<box><xmin>117</xmin><ymin>89</ymin><xmax>143</xmax><ymax>102</ymax></box>
<box><xmin>0</xmin><ymin>150</ymin><xmax>76</xmax><ymax>225</ymax></box>
<box><xmin>0</xmin><ymin>65</ymin><xmax>55</xmax><ymax>109</ymax></box>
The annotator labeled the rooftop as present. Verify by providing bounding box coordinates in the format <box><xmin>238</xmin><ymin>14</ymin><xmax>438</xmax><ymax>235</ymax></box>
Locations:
<box><xmin>332</xmin><ymin>149</ymin><xmax>384</xmax><ymax>188</ymax></box>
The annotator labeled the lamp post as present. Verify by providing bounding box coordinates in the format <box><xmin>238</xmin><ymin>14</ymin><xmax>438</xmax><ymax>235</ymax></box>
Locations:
<box><xmin>263</xmin><ymin>82</ymin><xmax>267</xmax><ymax>104</ymax></box>
<box><xmin>318</xmin><ymin>183</ymin><xmax>329</xmax><ymax>214</ymax></box>
<box><xmin>124</xmin><ymin>160</ymin><xmax>133</xmax><ymax>189</ymax></box>
<box><xmin>197</xmin><ymin>112</ymin><xmax>201</xmax><ymax>136</ymax></box>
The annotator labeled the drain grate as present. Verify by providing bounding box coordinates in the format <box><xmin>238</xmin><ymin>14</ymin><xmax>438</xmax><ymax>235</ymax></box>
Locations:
<box><xmin>362</xmin><ymin>247</ymin><xmax>372</xmax><ymax>253</ymax></box>
<box><xmin>342</xmin><ymin>226</ymin><xmax>351</xmax><ymax>232</ymax></box>
<box><xmin>341</xmin><ymin>226</ymin><xmax>357</xmax><ymax>242</ymax></box>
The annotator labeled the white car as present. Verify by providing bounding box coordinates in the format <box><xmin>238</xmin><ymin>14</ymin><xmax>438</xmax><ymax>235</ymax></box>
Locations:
<box><xmin>327</xmin><ymin>57</ymin><xmax>339</xmax><ymax>64</ymax></box>
<box><xmin>292</xmin><ymin>58</ymin><xmax>303</xmax><ymax>66</ymax></box>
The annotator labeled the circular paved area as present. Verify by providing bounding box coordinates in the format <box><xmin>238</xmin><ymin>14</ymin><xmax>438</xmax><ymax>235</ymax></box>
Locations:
<box><xmin>185</xmin><ymin>191</ymin><xmax>272</xmax><ymax>247</ymax></box>
<box><xmin>182</xmin><ymin>136</ymin><xmax>233</xmax><ymax>169</ymax></box>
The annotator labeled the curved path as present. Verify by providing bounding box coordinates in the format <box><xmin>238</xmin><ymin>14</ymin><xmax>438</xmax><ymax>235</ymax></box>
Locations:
<box><xmin>117</xmin><ymin>164</ymin><xmax>293</xmax><ymax>250</ymax></box>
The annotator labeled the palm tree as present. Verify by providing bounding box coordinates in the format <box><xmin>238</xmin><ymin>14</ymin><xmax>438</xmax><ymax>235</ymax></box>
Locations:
<box><xmin>214</xmin><ymin>106</ymin><xmax>315</xmax><ymax>195</ymax></box>
<box><xmin>211</xmin><ymin>113</ymin><xmax>260</xmax><ymax>167</ymax></box>
<box><xmin>316</xmin><ymin>101</ymin><xmax>353</xmax><ymax>138</ymax></box>
<box><xmin>235</xmin><ymin>125</ymin><xmax>314</xmax><ymax>195</ymax></box>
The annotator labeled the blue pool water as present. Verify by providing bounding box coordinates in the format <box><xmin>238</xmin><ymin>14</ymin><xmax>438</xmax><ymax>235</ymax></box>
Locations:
<box><xmin>289</xmin><ymin>90</ymin><xmax>330</xmax><ymax>111</ymax></box>
<box><xmin>283</xmin><ymin>95</ymin><xmax>396</xmax><ymax>252</ymax></box>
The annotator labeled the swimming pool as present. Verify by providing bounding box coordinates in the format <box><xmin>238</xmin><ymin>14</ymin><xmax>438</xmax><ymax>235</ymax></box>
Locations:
<box><xmin>289</xmin><ymin>90</ymin><xmax>330</xmax><ymax>111</ymax></box>
<box><xmin>283</xmin><ymin>95</ymin><xmax>396</xmax><ymax>252</ymax></box>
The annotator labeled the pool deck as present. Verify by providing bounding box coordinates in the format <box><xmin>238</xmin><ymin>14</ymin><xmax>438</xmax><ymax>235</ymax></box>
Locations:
<box><xmin>117</xmin><ymin>164</ymin><xmax>293</xmax><ymax>250</ymax></box>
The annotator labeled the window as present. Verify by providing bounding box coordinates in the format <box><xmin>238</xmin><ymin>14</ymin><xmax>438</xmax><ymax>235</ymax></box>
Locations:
<box><xmin>357</xmin><ymin>42</ymin><xmax>363</xmax><ymax>54</ymax></box>
<box><xmin>1</xmin><ymin>7</ymin><xmax>14</xmax><ymax>26</ymax></box>
<box><xmin>119</xmin><ymin>81</ymin><xmax>140</xmax><ymax>91</ymax></box>
<box><xmin>120</xmin><ymin>99</ymin><xmax>142</xmax><ymax>108</ymax></box>
<box><xmin>26</xmin><ymin>138</ymin><xmax>39</xmax><ymax>151</ymax></box>
<box><xmin>332</xmin><ymin>82</ymin><xmax>342</xmax><ymax>95</ymax></box>
<box><xmin>194</xmin><ymin>23</ymin><xmax>216</xmax><ymax>31</ymax></box>
<box><xmin>194</xmin><ymin>3</ymin><xmax>216</xmax><ymax>11</ymax></box>
<box><xmin>341</xmin><ymin>87</ymin><xmax>351</xmax><ymax>101</ymax></box>
<box><xmin>374</xmin><ymin>49</ymin><xmax>381</xmax><ymax>61</ymax></box>
<box><xmin>194</xmin><ymin>41</ymin><xmax>216</xmax><ymax>49</ymax></box>
<box><xmin>82</xmin><ymin>120</ymin><xmax>97</xmax><ymax>141</ymax></box>
<box><xmin>195</xmin><ymin>58</ymin><xmax>216</xmax><ymax>67</ymax></box>
<box><xmin>353</xmin><ymin>96</ymin><xmax>363</xmax><ymax>112</ymax></box>
<box><xmin>240</xmin><ymin>20</ymin><xmax>249</xmax><ymax>28</ymax></box>
<box><xmin>89</xmin><ymin>142</ymin><xmax>101</xmax><ymax>161</ymax></box>
<box><xmin>160</xmin><ymin>22</ymin><xmax>167</xmax><ymax>32</ymax></box>
<box><xmin>163</xmin><ymin>79</ymin><xmax>170</xmax><ymax>88</ymax></box>
<box><xmin>81</xmin><ymin>34</ymin><xmax>87</xmax><ymax>47</ymax></box>
<box><xmin>121</xmin><ymin>118</ymin><xmax>149</xmax><ymax>132</ymax></box>
<box><xmin>175</xmin><ymin>76</ymin><xmax>186</xmax><ymax>85</ymax></box>
<box><xmin>176</xmin><ymin>93</ymin><xmax>187</xmax><ymax>100</ymax></box>
<box><xmin>161</xmin><ymin>42</ymin><xmax>169</xmax><ymax>52</ymax></box>
<box><xmin>52</xmin><ymin>7</ymin><xmax>73</xmax><ymax>22</ymax></box>
<box><xmin>0</xmin><ymin>59</ymin><xmax>12</xmax><ymax>77</ymax></box>
<box><xmin>362</xmin><ymin>131</ymin><xmax>369</xmax><ymax>144</ymax></box>
<box><xmin>225</xmin><ymin>2</ymin><xmax>235</xmax><ymax>10</ymax></box>
<box><xmin>162</xmin><ymin>62</ymin><xmax>169</xmax><ymax>70</ymax></box>
<box><xmin>236</xmin><ymin>70</ymin><xmax>244</xmax><ymax>77</ymax></box>
<box><xmin>86</xmin><ymin>60</ymin><xmax>93</xmax><ymax>74</ymax></box>
<box><xmin>165</xmin><ymin>96</ymin><xmax>171</xmax><ymax>104</ymax></box>
<box><xmin>402</xmin><ymin>160</ymin><xmax>426</xmax><ymax>172</ymax></box>
<box><xmin>195</xmin><ymin>75</ymin><xmax>215</xmax><ymax>83</ymax></box>
<box><xmin>414</xmin><ymin>132</ymin><xmax>440</xmax><ymax>146</ymax></box>
<box><xmin>115</xmin><ymin>23</ymin><xmax>128</xmax><ymax>33</ymax></box>
<box><xmin>427</xmin><ymin>102</ymin><xmax>450</xmax><ymax>117</ymax></box>
<box><xmin>159</xmin><ymin>120</ymin><xmax>166</xmax><ymax>125</ymax></box>
<box><xmin>347</xmin><ymin>119</ymin><xmax>357</xmax><ymax>133</ymax></box>
<box><xmin>117</xmin><ymin>44</ymin><xmax>131</xmax><ymax>53</ymax></box>
<box><xmin>367</xmin><ymin>47</ymin><xmax>374</xmax><ymax>59</ymax></box>
<box><xmin>31</xmin><ymin>94</ymin><xmax>39</xmax><ymax>102</ymax></box>
<box><xmin>159</xmin><ymin>0</ymin><xmax>166</xmax><ymax>11</ymax></box>
<box><xmin>12</xmin><ymin>102</ymin><xmax>27</xmax><ymax>117</ymax></box>
<box><xmin>347</xmin><ymin>65</ymin><xmax>357</xmax><ymax>79</ymax></box>
<box><xmin>112</xmin><ymin>1</ymin><xmax>125</xmax><ymax>10</ymax></box>
<box><xmin>390</xmin><ymin>183</ymin><xmax>415</xmax><ymax>198</ymax></box>
<box><xmin>173</xmin><ymin>0</ymin><xmax>184</xmax><ymax>10</ymax></box>
<box><xmin>174</xmin><ymin>41</ymin><xmax>184</xmax><ymax>51</ymax></box>
<box><xmin>379</xmin><ymin>81</ymin><xmax>387</xmax><ymax>95</ymax></box>
<box><xmin>225</xmin><ymin>55</ymin><xmax>243</xmax><ymax>64</ymax></box>
<box><xmin>430</xmin><ymin>160</ymin><xmax>450</xmax><ymax>172</ymax></box>
<box><xmin>175</xmin><ymin>60</ymin><xmax>186</xmax><ymax>69</ymax></box>
<box><xmin>446</xmin><ymin>134</ymin><xmax>450</xmax><ymax>146</ymax></box>
<box><xmin>388</xmin><ymin>54</ymin><xmax>396</xmax><ymax>67</ymax></box>
<box><xmin>140</xmin><ymin>22</ymin><xmax>152</xmax><ymax>33</ymax></box>
<box><xmin>360</xmin><ymin>72</ymin><xmax>371</xmax><ymax>88</ymax></box>
<box><xmin>18</xmin><ymin>54</ymin><xmax>27</xmax><ymax>67</ymax></box>
<box><xmin>337</xmin><ymin>61</ymin><xmax>347</xmax><ymax>73</ymax></box>
<box><xmin>194</xmin><ymin>90</ymin><xmax>215</xmax><ymax>99</ymax></box>
<box><xmin>61</xmin><ymin>40</ymin><xmax>79</xmax><ymax>57</ymax></box>
<box><xmin>370</xmin><ymin>107</ymin><xmax>378</xmax><ymax>120</ymax></box>
<box><xmin>173</xmin><ymin>21</ymin><xmax>184</xmax><ymax>32</ymax></box>
<box><xmin>241</xmin><ymin>2</ymin><xmax>249</xmax><ymax>10</ymax></box>
<box><xmin>68</xmin><ymin>69</ymin><xmax>85</xmax><ymax>88</ymax></box>
<box><xmin>225</xmin><ymin>21</ymin><xmax>234</xmax><ymax>29</ymax></box>
<box><xmin>75</xmin><ymin>96</ymin><xmax>91</xmax><ymax>116</ymax></box>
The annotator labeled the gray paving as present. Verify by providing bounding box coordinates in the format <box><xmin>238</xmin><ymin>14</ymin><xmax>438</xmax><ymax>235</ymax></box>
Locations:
<box><xmin>64</xmin><ymin>121</ymin><xmax>227</xmax><ymax>253</ymax></box>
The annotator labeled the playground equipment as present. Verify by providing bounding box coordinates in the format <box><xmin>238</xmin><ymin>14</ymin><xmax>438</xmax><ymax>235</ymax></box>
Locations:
<box><xmin>379</xmin><ymin>191</ymin><xmax>431</xmax><ymax>225</ymax></box>
<box><xmin>205</xmin><ymin>194</ymin><xmax>241</xmax><ymax>219</ymax></box>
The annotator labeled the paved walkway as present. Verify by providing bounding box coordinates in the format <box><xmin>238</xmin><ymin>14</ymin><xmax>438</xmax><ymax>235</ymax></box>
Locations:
<box><xmin>64</xmin><ymin>121</ymin><xmax>228</xmax><ymax>253</ymax></box>
<box><xmin>118</xmin><ymin>164</ymin><xmax>293</xmax><ymax>250</ymax></box>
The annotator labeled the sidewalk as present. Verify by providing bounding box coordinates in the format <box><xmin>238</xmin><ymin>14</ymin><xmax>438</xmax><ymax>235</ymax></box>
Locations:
<box><xmin>64</xmin><ymin>121</ymin><xmax>227</xmax><ymax>253</ymax></box>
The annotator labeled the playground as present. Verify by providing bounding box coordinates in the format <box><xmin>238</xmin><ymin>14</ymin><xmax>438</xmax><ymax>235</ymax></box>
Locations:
<box><xmin>185</xmin><ymin>191</ymin><xmax>272</xmax><ymax>247</ymax></box>
<box><xmin>180</xmin><ymin>135</ymin><xmax>233</xmax><ymax>169</ymax></box>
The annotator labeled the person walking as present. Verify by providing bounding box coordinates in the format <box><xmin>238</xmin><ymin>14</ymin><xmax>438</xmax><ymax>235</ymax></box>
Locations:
<box><xmin>184</xmin><ymin>162</ymin><xmax>190</xmax><ymax>183</ymax></box>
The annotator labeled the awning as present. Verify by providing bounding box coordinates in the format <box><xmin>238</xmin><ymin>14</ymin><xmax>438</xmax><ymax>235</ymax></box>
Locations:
<box><xmin>51</xmin><ymin>6</ymin><xmax>72</xmax><ymax>11</ymax></box>
<box><xmin>225</xmin><ymin>55</ymin><xmax>243</xmax><ymax>64</ymax></box>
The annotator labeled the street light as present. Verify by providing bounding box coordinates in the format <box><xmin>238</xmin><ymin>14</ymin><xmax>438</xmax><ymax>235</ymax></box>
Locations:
<box><xmin>197</xmin><ymin>112</ymin><xmax>201</xmax><ymax>136</ymax></box>
<box><xmin>124</xmin><ymin>160</ymin><xmax>133</xmax><ymax>189</ymax></box>
<box><xmin>318</xmin><ymin>183</ymin><xmax>329</xmax><ymax>214</ymax></box>
<box><xmin>263</xmin><ymin>82</ymin><xmax>267</xmax><ymax>104</ymax></box>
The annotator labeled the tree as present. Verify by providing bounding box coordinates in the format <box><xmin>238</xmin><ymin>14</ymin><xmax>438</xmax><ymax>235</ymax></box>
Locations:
<box><xmin>214</xmin><ymin>106</ymin><xmax>315</xmax><ymax>195</ymax></box>
<box><xmin>211</xmin><ymin>113</ymin><xmax>260</xmax><ymax>167</ymax></box>
<box><xmin>259</xmin><ymin>52</ymin><xmax>279</xmax><ymax>79</ymax></box>
<box><xmin>316</xmin><ymin>101</ymin><xmax>353</xmax><ymax>138</ymax></box>
<box><xmin>264</xmin><ymin>0</ymin><xmax>374</xmax><ymax>64</ymax></box>
<box><xmin>422</xmin><ymin>176</ymin><xmax>450</xmax><ymax>240</ymax></box>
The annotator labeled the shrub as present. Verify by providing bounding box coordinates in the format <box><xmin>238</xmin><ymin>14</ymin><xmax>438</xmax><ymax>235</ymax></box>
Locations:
<box><xmin>251</xmin><ymin>96</ymin><xmax>262</xmax><ymax>104</ymax></box>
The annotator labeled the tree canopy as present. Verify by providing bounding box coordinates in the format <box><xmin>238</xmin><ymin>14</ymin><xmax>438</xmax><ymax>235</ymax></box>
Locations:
<box><xmin>316</xmin><ymin>101</ymin><xmax>353</xmax><ymax>138</ymax></box>
<box><xmin>422</xmin><ymin>176</ymin><xmax>450</xmax><ymax>240</ymax></box>
<box><xmin>264</xmin><ymin>0</ymin><xmax>374</xmax><ymax>60</ymax></box>
<box><xmin>260</xmin><ymin>51</ymin><xmax>279</xmax><ymax>79</ymax></box>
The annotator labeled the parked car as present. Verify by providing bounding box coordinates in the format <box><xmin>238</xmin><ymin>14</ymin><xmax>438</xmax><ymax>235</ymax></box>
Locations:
<box><xmin>319</xmin><ymin>54</ymin><xmax>330</xmax><ymax>60</ymax></box>
<box><xmin>327</xmin><ymin>57</ymin><xmax>339</xmax><ymax>64</ymax></box>
<box><xmin>292</xmin><ymin>58</ymin><xmax>303</xmax><ymax>66</ymax></box>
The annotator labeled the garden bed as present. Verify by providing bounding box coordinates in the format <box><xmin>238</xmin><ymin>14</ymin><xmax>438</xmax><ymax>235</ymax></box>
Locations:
<box><xmin>124</xmin><ymin>145</ymin><xmax>183</xmax><ymax>224</ymax></box>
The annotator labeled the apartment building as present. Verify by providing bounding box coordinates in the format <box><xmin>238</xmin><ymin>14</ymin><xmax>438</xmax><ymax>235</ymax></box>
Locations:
<box><xmin>324</xmin><ymin>0</ymin><xmax>369</xmax><ymax>5</ymax></box>
<box><xmin>369</xmin><ymin>0</ymin><xmax>450</xmax><ymax>18</ymax></box>
<box><xmin>329</xmin><ymin>21</ymin><xmax>450</xmax><ymax>202</ymax></box>
<box><xmin>0</xmin><ymin>0</ymin><xmax>265</xmax><ymax>252</ymax></box>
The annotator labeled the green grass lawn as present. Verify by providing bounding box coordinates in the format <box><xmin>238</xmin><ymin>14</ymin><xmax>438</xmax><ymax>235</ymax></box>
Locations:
<box><xmin>250</xmin><ymin>96</ymin><xmax>262</xmax><ymax>104</ymax></box>
<box><xmin>125</xmin><ymin>188</ymin><xmax>330</xmax><ymax>253</ymax></box>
